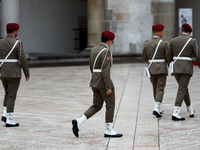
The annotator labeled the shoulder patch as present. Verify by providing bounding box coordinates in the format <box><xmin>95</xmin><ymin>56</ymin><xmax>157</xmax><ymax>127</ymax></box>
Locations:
<box><xmin>107</xmin><ymin>56</ymin><xmax>111</xmax><ymax>60</ymax></box>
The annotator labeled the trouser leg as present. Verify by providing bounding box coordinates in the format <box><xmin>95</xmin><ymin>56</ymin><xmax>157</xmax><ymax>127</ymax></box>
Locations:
<box><xmin>1</xmin><ymin>78</ymin><xmax>8</xmax><ymax>107</ymax></box>
<box><xmin>84</xmin><ymin>87</ymin><xmax>104</xmax><ymax>119</ymax></box>
<box><xmin>150</xmin><ymin>74</ymin><xmax>167</xmax><ymax>102</ymax></box>
<box><xmin>155</xmin><ymin>74</ymin><xmax>167</xmax><ymax>103</ymax></box>
<box><xmin>84</xmin><ymin>87</ymin><xmax>115</xmax><ymax>123</ymax></box>
<box><xmin>174</xmin><ymin>74</ymin><xmax>191</xmax><ymax>107</ymax></box>
<box><xmin>101</xmin><ymin>88</ymin><xmax>115</xmax><ymax>123</ymax></box>
<box><xmin>2</xmin><ymin>78</ymin><xmax>20</xmax><ymax>113</ymax></box>
<box><xmin>150</xmin><ymin>75</ymin><xmax>156</xmax><ymax>101</ymax></box>
<box><xmin>183</xmin><ymin>88</ymin><xmax>191</xmax><ymax>106</ymax></box>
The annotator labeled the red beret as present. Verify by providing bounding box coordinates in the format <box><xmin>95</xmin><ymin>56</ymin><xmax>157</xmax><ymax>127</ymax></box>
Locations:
<box><xmin>102</xmin><ymin>31</ymin><xmax>115</xmax><ymax>40</ymax></box>
<box><xmin>6</xmin><ymin>23</ymin><xmax>19</xmax><ymax>31</ymax></box>
<box><xmin>182</xmin><ymin>23</ymin><xmax>192</xmax><ymax>32</ymax></box>
<box><xmin>152</xmin><ymin>24</ymin><xmax>164</xmax><ymax>31</ymax></box>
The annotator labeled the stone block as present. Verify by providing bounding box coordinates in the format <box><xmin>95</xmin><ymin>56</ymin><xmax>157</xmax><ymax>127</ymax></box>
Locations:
<box><xmin>130</xmin><ymin>43</ymin><xmax>137</xmax><ymax>54</ymax></box>
<box><xmin>105</xmin><ymin>9</ymin><xmax>113</xmax><ymax>20</ymax></box>
<box><xmin>153</xmin><ymin>14</ymin><xmax>161</xmax><ymax>25</ymax></box>
<box><xmin>113</xmin><ymin>13</ymin><xmax>131</xmax><ymax>21</ymax></box>
<box><xmin>88</xmin><ymin>8</ymin><xmax>101</xmax><ymax>20</ymax></box>
<box><xmin>110</xmin><ymin>20</ymin><xmax>117</xmax><ymax>32</ymax></box>
<box><xmin>102</xmin><ymin>21</ymin><xmax>110</xmax><ymax>31</ymax></box>
<box><xmin>151</xmin><ymin>2</ymin><xmax>160</xmax><ymax>14</ymax></box>
<box><xmin>88</xmin><ymin>33</ymin><xmax>101</xmax><ymax>45</ymax></box>
<box><xmin>136</xmin><ymin>44</ymin><xmax>143</xmax><ymax>54</ymax></box>
<box><xmin>151</xmin><ymin>2</ymin><xmax>175</xmax><ymax>14</ymax></box>
<box><xmin>115</xmin><ymin>20</ymin><xmax>130</xmax><ymax>32</ymax></box>
<box><xmin>159</xmin><ymin>2</ymin><xmax>175</xmax><ymax>14</ymax></box>
<box><xmin>159</xmin><ymin>14</ymin><xmax>175</xmax><ymax>29</ymax></box>
<box><xmin>129</xmin><ymin>2</ymin><xmax>151</xmax><ymax>14</ymax></box>
<box><xmin>153</xmin><ymin>14</ymin><xmax>175</xmax><ymax>29</ymax></box>
<box><xmin>88</xmin><ymin>21</ymin><xmax>102</xmax><ymax>33</ymax></box>
<box><xmin>163</xmin><ymin>29</ymin><xmax>176</xmax><ymax>42</ymax></box>
<box><xmin>108</xmin><ymin>0</ymin><xmax>131</xmax><ymax>13</ymax></box>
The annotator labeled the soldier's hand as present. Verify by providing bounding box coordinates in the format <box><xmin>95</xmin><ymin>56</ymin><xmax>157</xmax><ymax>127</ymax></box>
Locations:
<box><xmin>107</xmin><ymin>89</ymin><xmax>112</xmax><ymax>94</ymax></box>
<box><xmin>26</xmin><ymin>76</ymin><xmax>30</xmax><ymax>81</ymax></box>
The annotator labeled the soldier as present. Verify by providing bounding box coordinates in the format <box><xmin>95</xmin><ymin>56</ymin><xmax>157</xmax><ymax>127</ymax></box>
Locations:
<box><xmin>72</xmin><ymin>31</ymin><xmax>122</xmax><ymax>138</ymax></box>
<box><xmin>166</xmin><ymin>23</ymin><xmax>200</xmax><ymax>121</ymax></box>
<box><xmin>0</xmin><ymin>23</ymin><xmax>30</xmax><ymax>127</ymax></box>
<box><xmin>142</xmin><ymin>24</ymin><xmax>168</xmax><ymax>118</ymax></box>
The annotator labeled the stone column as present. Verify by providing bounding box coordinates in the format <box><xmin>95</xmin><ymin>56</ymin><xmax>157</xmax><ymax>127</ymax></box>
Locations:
<box><xmin>1</xmin><ymin>0</ymin><xmax>19</xmax><ymax>37</ymax></box>
<box><xmin>85</xmin><ymin>0</ymin><xmax>103</xmax><ymax>50</ymax></box>
<box><xmin>151</xmin><ymin>0</ymin><xmax>175</xmax><ymax>42</ymax></box>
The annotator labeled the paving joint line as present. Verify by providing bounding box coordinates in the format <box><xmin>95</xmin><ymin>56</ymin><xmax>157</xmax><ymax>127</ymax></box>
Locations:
<box><xmin>158</xmin><ymin>118</ymin><xmax>161</xmax><ymax>150</ymax></box>
<box><xmin>132</xmin><ymin>72</ymin><xmax>144</xmax><ymax>150</ymax></box>
<box><xmin>105</xmin><ymin>66</ymin><xmax>131</xmax><ymax>150</ymax></box>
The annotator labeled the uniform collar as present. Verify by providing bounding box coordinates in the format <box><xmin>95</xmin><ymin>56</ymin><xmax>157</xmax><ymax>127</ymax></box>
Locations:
<box><xmin>153</xmin><ymin>36</ymin><xmax>161</xmax><ymax>39</ymax></box>
<box><xmin>6</xmin><ymin>35</ymin><xmax>16</xmax><ymax>38</ymax></box>
<box><xmin>101</xmin><ymin>43</ymin><xmax>109</xmax><ymax>49</ymax></box>
<box><xmin>181</xmin><ymin>33</ymin><xmax>190</xmax><ymax>36</ymax></box>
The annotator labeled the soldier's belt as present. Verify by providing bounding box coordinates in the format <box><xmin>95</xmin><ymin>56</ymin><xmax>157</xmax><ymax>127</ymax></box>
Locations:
<box><xmin>0</xmin><ymin>59</ymin><xmax>19</xmax><ymax>62</ymax></box>
<box><xmin>93</xmin><ymin>69</ymin><xmax>102</xmax><ymax>72</ymax></box>
<box><xmin>173</xmin><ymin>57</ymin><xmax>192</xmax><ymax>61</ymax></box>
<box><xmin>149</xmin><ymin>59</ymin><xmax>165</xmax><ymax>63</ymax></box>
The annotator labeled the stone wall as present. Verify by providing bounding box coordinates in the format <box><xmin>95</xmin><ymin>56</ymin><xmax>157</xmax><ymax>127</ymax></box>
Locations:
<box><xmin>107</xmin><ymin>0</ymin><xmax>153</xmax><ymax>55</ymax></box>
<box><xmin>0</xmin><ymin>2</ymin><xmax>1</xmax><ymax>37</ymax></box>
<box><xmin>151</xmin><ymin>0</ymin><xmax>175</xmax><ymax>43</ymax></box>
<box><xmin>104</xmin><ymin>0</ymin><xmax>175</xmax><ymax>55</ymax></box>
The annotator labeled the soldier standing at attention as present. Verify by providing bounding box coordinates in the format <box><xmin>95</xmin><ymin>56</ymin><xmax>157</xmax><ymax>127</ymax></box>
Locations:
<box><xmin>142</xmin><ymin>24</ymin><xmax>168</xmax><ymax>118</ymax></box>
<box><xmin>0</xmin><ymin>23</ymin><xmax>30</xmax><ymax>127</ymax></box>
<box><xmin>72</xmin><ymin>31</ymin><xmax>122</xmax><ymax>138</ymax></box>
<box><xmin>166</xmin><ymin>24</ymin><xmax>200</xmax><ymax>121</ymax></box>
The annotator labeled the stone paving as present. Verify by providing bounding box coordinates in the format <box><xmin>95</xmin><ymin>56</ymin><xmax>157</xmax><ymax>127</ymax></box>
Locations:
<box><xmin>0</xmin><ymin>63</ymin><xmax>200</xmax><ymax>150</ymax></box>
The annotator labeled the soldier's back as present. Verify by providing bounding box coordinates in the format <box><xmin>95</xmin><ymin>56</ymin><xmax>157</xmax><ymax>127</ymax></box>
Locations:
<box><xmin>0</xmin><ymin>35</ymin><xmax>19</xmax><ymax>60</ymax></box>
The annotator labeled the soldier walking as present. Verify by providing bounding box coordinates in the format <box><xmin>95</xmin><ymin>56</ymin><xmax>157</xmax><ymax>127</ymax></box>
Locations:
<box><xmin>0</xmin><ymin>23</ymin><xmax>30</xmax><ymax>127</ymax></box>
<box><xmin>166</xmin><ymin>24</ymin><xmax>200</xmax><ymax>121</ymax></box>
<box><xmin>72</xmin><ymin>31</ymin><xmax>122</xmax><ymax>138</ymax></box>
<box><xmin>142</xmin><ymin>24</ymin><xmax>168</xmax><ymax>118</ymax></box>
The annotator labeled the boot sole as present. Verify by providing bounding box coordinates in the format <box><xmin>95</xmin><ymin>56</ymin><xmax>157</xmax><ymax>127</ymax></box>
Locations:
<box><xmin>190</xmin><ymin>110</ymin><xmax>195</xmax><ymax>118</ymax></box>
<box><xmin>172</xmin><ymin>116</ymin><xmax>185</xmax><ymax>121</ymax></box>
<box><xmin>190</xmin><ymin>114</ymin><xmax>194</xmax><ymax>118</ymax></box>
<box><xmin>6</xmin><ymin>123</ymin><xmax>19</xmax><ymax>127</ymax></box>
<box><xmin>153</xmin><ymin>111</ymin><xmax>162</xmax><ymax>118</ymax></box>
<box><xmin>104</xmin><ymin>133</ymin><xmax>123</xmax><ymax>138</ymax></box>
<box><xmin>1</xmin><ymin>116</ymin><xmax>6</xmax><ymax>123</ymax></box>
<box><xmin>72</xmin><ymin>120</ymin><xmax>79</xmax><ymax>137</ymax></box>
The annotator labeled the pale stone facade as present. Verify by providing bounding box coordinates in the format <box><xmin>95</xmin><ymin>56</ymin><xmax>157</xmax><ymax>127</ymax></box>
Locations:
<box><xmin>108</xmin><ymin>0</ymin><xmax>153</xmax><ymax>55</ymax></box>
<box><xmin>0</xmin><ymin>0</ymin><xmax>19</xmax><ymax>37</ymax></box>
<box><xmin>87</xmin><ymin>0</ymin><xmax>175</xmax><ymax>55</ymax></box>
<box><xmin>151</xmin><ymin>0</ymin><xmax>175</xmax><ymax>44</ymax></box>
<box><xmin>0</xmin><ymin>0</ymin><xmax>175</xmax><ymax>56</ymax></box>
